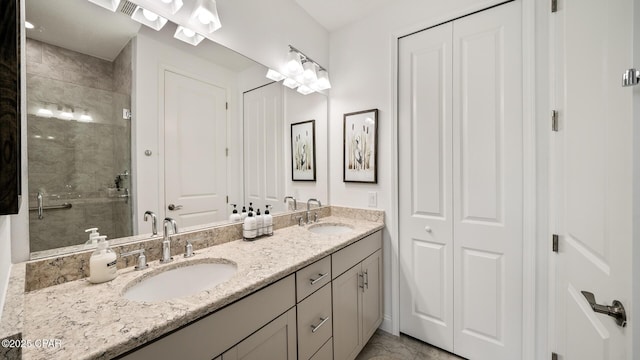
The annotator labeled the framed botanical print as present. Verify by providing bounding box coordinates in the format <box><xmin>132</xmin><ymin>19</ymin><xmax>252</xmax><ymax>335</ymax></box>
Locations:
<box><xmin>343</xmin><ymin>109</ymin><xmax>378</xmax><ymax>183</ymax></box>
<box><xmin>291</xmin><ymin>120</ymin><xmax>316</xmax><ymax>181</ymax></box>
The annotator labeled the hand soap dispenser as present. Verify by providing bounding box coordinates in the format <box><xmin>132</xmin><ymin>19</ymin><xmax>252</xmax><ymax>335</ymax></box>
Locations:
<box><xmin>84</xmin><ymin>228</ymin><xmax>100</xmax><ymax>246</ymax></box>
<box><xmin>89</xmin><ymin>236</ymin><xmax>118</xmax><ymax>284</ymax></box>
<box><xmin>255</xmin><ymin>209</ymin><xmax>264</xmax><ymax>236</ymax></box>
<box><xmin>243</xmin><ymin>211</ymin><xmax>257</xmax><ymax>239</ymax></box>
<box><xmin>263</xmin><ymin>205</ymin><xmax>273</xmax><ymax>235</ymax></box>
<box><xmin>241</xmin><ymin>206</ymin><xmax>248</xmax><ymax>220</ymax></box>
<box><xmin>229</xmin><ymin>204</ymin><xmax>241</xmax><ymax>222</ymax></box>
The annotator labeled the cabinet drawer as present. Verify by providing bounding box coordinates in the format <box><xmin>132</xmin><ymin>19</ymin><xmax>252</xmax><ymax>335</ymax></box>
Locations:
<box><xmin>310</xmin><ymin>338</ymin><xmax>332</xmax><ymax>360</ymax></box>
<box><xmin>297</xmin><ymin>283</ymin><xmax>332</xmax><ymax>360</ymax></box>
<box><xmin>296</xmin><ymin>256</ymin><xmax>331</xmax><ymax>301</ymax></box>
<box><xmin>332</xmin><ymin>231</ymin><xmax>382</xmax><ymax>279</ymax></box>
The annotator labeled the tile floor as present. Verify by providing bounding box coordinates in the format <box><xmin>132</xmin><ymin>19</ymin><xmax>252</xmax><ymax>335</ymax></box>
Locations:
<box><xmin>355</xmin><ymin>330</ymin><xmax>466</xmax><ymax>360</ymax></box>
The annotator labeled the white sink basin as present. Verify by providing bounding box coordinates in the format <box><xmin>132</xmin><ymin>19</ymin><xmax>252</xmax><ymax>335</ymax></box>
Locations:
<box><xmin>123</xmin><ymin>261</ymin><xmax>237</xmax><ymax>302</ymax></box>
<box><xmin>307</xmin><ymin>223</ymin><xmax>354</xmax><ymax>235</ymax></box>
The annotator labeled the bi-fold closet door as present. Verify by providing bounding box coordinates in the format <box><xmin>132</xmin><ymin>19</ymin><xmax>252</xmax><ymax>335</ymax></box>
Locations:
<box><xmin>398</xmin><ymin>2</ymin><xmax>522</xmax><ymax>360</ymax></box>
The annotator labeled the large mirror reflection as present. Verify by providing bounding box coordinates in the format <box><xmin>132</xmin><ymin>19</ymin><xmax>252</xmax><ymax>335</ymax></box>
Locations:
<box><xmin>25</xmin><ymin>0</ymin><xmax>328</xmax><ymax>256</ymax></box>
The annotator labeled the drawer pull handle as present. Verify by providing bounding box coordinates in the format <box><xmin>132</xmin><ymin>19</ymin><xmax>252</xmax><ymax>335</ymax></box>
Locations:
<box><xmin>311</xmin><ymin>317</ymin><xmax>329</xmax><ymax>333</ymax></box>
<box><xmin>364</xmin><ymin>270</ymin><xmax>369</xmax><ymax>289</ymax></box>
<box><xmin>310</xmin><ymin>272</ymin><xmax>328</xmax><ymax>285</ymax></box>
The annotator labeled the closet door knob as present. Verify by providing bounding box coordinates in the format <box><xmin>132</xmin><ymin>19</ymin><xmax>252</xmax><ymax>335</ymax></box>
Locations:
<box><xmin>425</xmin><ymin>226</ymin><xmax>432</xmax><ymax>233</ymax></box>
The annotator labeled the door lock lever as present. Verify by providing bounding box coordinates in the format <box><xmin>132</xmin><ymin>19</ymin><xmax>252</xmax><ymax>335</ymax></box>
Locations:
<box><xmin>581</xmin><ymin>291</ymin><xmax>627</xmax><ymax>327</ymax></box>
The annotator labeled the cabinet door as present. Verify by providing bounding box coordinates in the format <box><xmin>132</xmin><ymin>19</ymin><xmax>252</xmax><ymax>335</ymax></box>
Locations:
<box><xmin>222</xmin><ymin>307</ymin><xmax>297</xmax><ymax>360</ymax></box>
<box><xmin>361</xmin><ymin>249</ymin><xmax>383</xmax><ymax>342</ymax></box>
<box><xmin>332</xmin><ymin>265</ymin><xmax>362</xmax><ymax>360</ymax></box>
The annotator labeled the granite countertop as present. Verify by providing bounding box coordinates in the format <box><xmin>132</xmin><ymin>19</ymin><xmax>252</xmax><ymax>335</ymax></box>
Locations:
<box><xmin>18</xmin><ymin>215</ymin><xmax>383</xmax><ymax>359</ymax></box>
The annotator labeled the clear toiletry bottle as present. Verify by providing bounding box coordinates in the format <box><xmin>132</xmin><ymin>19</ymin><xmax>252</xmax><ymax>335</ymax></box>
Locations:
<box><xmin>89</xmin><ymin>236</ymin><xmax>118</xmax><ymax>284</ymax></box>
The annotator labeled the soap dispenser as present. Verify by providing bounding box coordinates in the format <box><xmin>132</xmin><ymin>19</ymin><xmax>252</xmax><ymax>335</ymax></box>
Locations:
<box><xmin>89</xmin><ymin>236</ymin><xmax>118</xmax><ymax>284</ymax></box>
<box><xmin>243</xmin><ymin>211</ymin><xmax>257</xmax><ymax>239</ymax></box>
<box><xmin>229</xmin><ymin>204</ymin><xmax>241</xmax><ymax>222</ymax></box>
<box><xmin>84</xmin><ymin>228</ymin><xmax>100</xmax><ymax>246</ymax></box>
<box><xmin>241</xmin><ymin>205</ymin><xmax>248</xmax><ymax>220</ymax></box>
<box><xmin>255</xmin><ymin>208</ymin><xmax>264</xmax><ymax>236</ymax></box>
<box><xmin>263</xmin><ymin>205</ymin><xmax>273</xmax><ymax>235</ymax></box>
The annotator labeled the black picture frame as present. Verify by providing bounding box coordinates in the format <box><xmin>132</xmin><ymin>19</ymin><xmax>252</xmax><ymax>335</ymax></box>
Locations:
<box><xmin>291</xmin><ymin>119</ymin><xmax>317</xmax><ymax>181</ymax></box>
<box><xmin>343</xmin><ymin>109</ymin><xmax>378</xmax><ymax>183</ymax></box>
<box><xmin>0</xmin><ymin>0</ymin><xmax>21</xmax><ymax>215</ymax></box>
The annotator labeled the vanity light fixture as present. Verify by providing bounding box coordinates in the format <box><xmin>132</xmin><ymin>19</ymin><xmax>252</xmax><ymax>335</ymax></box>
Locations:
<box><xmin>36</xmin><ymin>108</ymin><xmax>53</xmax><ymax>118</ymax></box>
<box><xmin>266</xmin><ymin>69</ymin><xmax>286</xmax><ymax>82</ymax></box>
<box><xmin>285</xmin><ymin>50</ymin><xmax>304</xmax><ymax>77</ymax></box>
<box><xmin>87</xmin><ymin>0</ymin><xmax>121</xmax><ymax>12</ymax></box>
<box><xmin>282</xmin><ymin>77</ymin><xmax>300</xmax><ymax>89</ymax></box>
<box><xmin>268</xmin><ymin>45</ymin><xmax>331</xmax><ymax>95</ymax></box>
<box><xmin>296</xmin><ymin>84</ymin><xmax>314</xmax><ymax>95</ymax></box>
<box><xmin>157</xmin><ymin>0</ymin><xmax>184</xmax><ymax>14</ymax></box>
<box><xmin>131</xmin><ymin>7</ymin><xmax>168</xmax><ymax>31</ymax></box>
<box><xmin>192</xmin><ymin>0</ymin><xmax>222</xmax><ymax>33</ymax></box>
<box><xmin>174</xmin><ymin>26</ymin><xmax>204</xmax><ymax>46</ymax></box>
<box><xmin>302</xmin><ymin>61</ymin><xmax>318</xmax><ymax>85</ymax></box>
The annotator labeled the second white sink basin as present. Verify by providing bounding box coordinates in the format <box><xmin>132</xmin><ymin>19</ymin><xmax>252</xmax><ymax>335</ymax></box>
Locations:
<box><xmin>123</xmin><ymin>260</ymin><xmax>237</xmax><ymax>302</ymax></box>
<box><xmin>308</xmin><ymin>223</ymin><xmax>354</xmax><ymax>235</ymax></box>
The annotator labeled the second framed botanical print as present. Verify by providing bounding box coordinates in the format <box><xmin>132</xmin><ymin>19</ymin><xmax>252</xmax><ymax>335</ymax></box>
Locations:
<box><xmin>343</xmin><ymin>109</ymin><xmax>378</xmax><ymax>183</ymax></box>
<box><xmin>291</xmin><ymin>120</ymin><xmax>316</xmax><ymax>181</ymax></box>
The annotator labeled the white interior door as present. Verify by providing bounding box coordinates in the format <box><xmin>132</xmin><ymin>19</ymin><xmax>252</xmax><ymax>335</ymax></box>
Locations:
<box><xmin>399</xmin><ymin>21</ymin><xmax>454</xmax><ymax>352</ymax></box>
<box><xmin>451</xmin><ymin>2</ymin><xmax>522</xmax><ymax>359</ymax></box>
<box><xmin>243</xmin><ymin>83</ymin><xmax>284</xmax><ymax>213</ymax></box>
<box><xmin>552</xmin><ymin>0</ymin><xmax>633</xmax><ymax>358</ymax></box>
<box><xmin>164</xmin><ymin>70</ymin><xmax>228</xmax><ymax>227</ymax></box>
<box><xmin>399</xmin><ymin>2</ymin><xmax>522</xmax><ymax>359</ymax></box>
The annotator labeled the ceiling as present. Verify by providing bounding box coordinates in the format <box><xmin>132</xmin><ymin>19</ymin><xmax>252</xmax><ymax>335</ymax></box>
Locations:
<box><xmin>294</xmin><ymin>0</ymin><xmax>395</xmax><ymax>31</ymax></box>
<box><xmin>25</xmin><ymin>0</ymin><xmax>257</xmax><ymax>71</ymax></box>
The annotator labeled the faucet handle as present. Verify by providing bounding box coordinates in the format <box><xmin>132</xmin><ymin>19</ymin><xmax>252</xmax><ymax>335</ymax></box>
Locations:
<box><xmin>121</xmin><ymin>249</ymin><xmax>149</xmax><ymax>271</ymax></box>
<box><xmin>313</xmin><ymin>212</ymin><xmax>319</xmax><ymax>223</ymax></box>
<box><xmin>295</xmin><ymin>216</ymin><xmax>305</xmax><ymax>226</ymax></box>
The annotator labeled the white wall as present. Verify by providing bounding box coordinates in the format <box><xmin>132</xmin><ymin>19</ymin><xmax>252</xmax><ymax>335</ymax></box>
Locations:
<box><xmin>0</xmin><ymin>217</ymin><xmax>11</xmax><ymax>315</ymax></box>
<box><xmin>284</xmin><ymin>90</ymin><xmax>328</xmax><ymax>205</ymax></box>
<box><xmin>133</xmin><ymin>31</ymin><xmax>241</xmax><ymax>230</ymax></box>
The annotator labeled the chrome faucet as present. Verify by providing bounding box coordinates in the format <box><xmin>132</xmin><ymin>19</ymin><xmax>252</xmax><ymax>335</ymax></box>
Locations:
<box><xmin>284</xmin><ymin>196</ymin><xmax>297</xmax><ymax>210</ymax></box>
<box><xmin>144</xmin><ymin>211</ymin><xmax>158</xmax><ymax>236</ymax></box>
<box><xmin>306</xmin><ymin>198</ymin><xmax>321</xmax><ymax>224</ymax></box>
<box><xmin>161</xmin><ymin>218</ymin><xmax>178</xmax><ymax>263</ymax></box>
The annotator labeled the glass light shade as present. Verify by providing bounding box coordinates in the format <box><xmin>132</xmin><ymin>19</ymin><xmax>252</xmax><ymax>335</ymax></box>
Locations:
<box><xmin>80</xmin><ymin>114</ymin><xmax>93</xmax><ymax>122</ymax></box>
<box><xmin>131</xmin><ymin>7</ymin><xmax>168</xmax><ymax>31</ymax></box>
<box><xmin>157</xmin><ymin>0</ymin><xmax>183</xmax><ymax>14</ymax></box>
<box><xmin>87</xmin><ymin>0</ymin><xmax>121</xmax><ymax>12</ymax></box>
<box><xmin>314</xmin><ymin>69</ymin><xmax>331</xmax><ymax>90</ymax></box>
<box><xmin>283</xmin><ymin>78</ymin><xmax>300</xmax><ymax>89</ymax></box>
<box><xmin>25</xmin><ymin>21</ymin><xmax>34</xmax><ymax>29</ymax></box>
<box><xmin>59</xmin><ymin>111</ymin><xmax>74</xmax><ymax>119</ymax></box>
<box><xmin>193</xmin><ymin>0</ymin><xmax>222</xmax><ymax>33</ymax></box>
<box><xmin>296</xmin><ymin>85</ymin><xmax>314</xmax><ymax>95</ymax></box>
<box><xmin>302</xmin><ymin>62</ymin><xmax>318</xmax><ymax>85</ymax></box>
<box><xmin>285</xmin><ymin>51</ymin><xmax>304</xmax><ymax>77</ymax></box>
<box><xmin>266</xmin><ymin>69</ymin><xmax>286</xmax><ymax>82</ymax></box>
<box><xmin>174</xmin><ymin>26</ymin><xmax>204</xmax><ymax>46</ymax></box>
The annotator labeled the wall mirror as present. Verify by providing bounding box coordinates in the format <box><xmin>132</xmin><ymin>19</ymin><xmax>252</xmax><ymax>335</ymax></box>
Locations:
<box><xmin>25</xmin><ymin>0</ymin><xmax>329</xmax><ymax>258</ymax></box>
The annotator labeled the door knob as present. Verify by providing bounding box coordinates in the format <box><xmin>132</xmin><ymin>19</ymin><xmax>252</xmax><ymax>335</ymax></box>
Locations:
<box><xmin>168</xmin><ymin>204</ymin><xmax>183</xmax><ymax>211</ymax></box>
<box><xmin>424</xmin><ymin>226</ymin><xmax>432</xmax><ymax>233</ymax></box>
<box><xmin>581</xmin><ymin>291</ymin><xmax>627</xmax><ymax>327</ymax></box>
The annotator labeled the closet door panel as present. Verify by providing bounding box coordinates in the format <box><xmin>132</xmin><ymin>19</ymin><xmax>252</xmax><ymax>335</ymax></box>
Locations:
<box><xmin>452</xmin><ymin>2</ymin><xmax>523</xmax><ymax>360</ymax></box>
<box><xmin>398</xmin><ymin>22</ymin><xmax>454</xmax><ymax>352</ymax></box>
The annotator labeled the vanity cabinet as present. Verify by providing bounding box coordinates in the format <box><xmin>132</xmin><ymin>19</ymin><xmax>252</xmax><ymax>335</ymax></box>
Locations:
<box><xmin>332</xmin><ymin>232</ymin><xmax>383</xmax><ymax>360</ymax></box>
<box><xmin>221</xmin><ymin>307</ymin><xmax>297</xmax><ymax>360</ymax></box>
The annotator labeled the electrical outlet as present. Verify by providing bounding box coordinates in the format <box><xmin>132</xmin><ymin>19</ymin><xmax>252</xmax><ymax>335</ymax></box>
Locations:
<box><xmin>368</xmin><ymin>191</ymin><xmax>377</xmax><ymax>208</ymax></box>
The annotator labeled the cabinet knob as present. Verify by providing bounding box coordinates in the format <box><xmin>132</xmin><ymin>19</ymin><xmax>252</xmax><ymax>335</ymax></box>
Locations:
<box><xmin>425</xmin><ymin>226</ymin><xmax>432</xmax><ymax>233</ymax></box>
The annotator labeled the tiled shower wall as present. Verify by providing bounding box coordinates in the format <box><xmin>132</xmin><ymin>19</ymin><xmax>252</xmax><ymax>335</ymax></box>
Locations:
<box><xmin>26</xmin><ymin>38</ymin><xmax>132</xmax><ymax>252</ymax></box>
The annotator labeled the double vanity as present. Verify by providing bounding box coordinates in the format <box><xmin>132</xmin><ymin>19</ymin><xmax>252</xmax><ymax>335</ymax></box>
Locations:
<box><xmin>0</xmin><ymin>206</ymin><xmax>384</xmax><ymax>360</ymax></box>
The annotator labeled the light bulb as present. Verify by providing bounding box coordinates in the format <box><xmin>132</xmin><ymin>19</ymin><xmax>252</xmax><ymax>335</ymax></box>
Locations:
<box><xmin>197</xmin><ymin>11</ymin><xmax>212</xmax><ymax>24</ymax></box>
<box><xmin>182</xmin><ymin>28</ymin><xmax>196</xmax><ymax>37</ymax></box>
<box><xmin>142</xmin><ymin>9</ymin><xmax>158</xmax><ymax>21</ymax></box>
<box><xmin>302</xmin><ymin>62</ymin><xmax>318</xmax><ymax>85</ymax></box>
<box><xmin>286</xmin><ymin>51</ymin><xmax>303</xmax><ymax>77</ymax></box>
<box><xmin>25</xmin><ymin>21</ymin><xmax>34</xmax><ymax>29</ymax></box>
